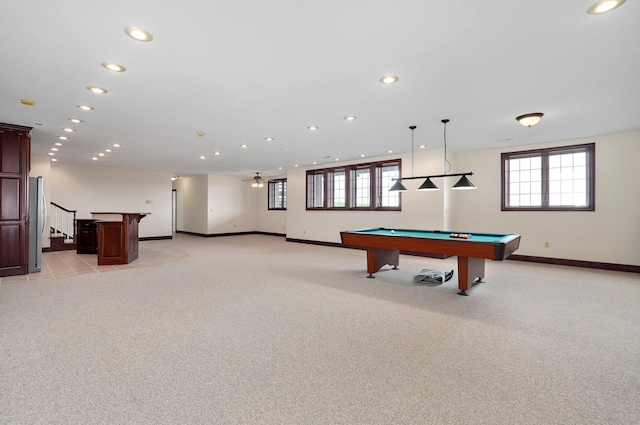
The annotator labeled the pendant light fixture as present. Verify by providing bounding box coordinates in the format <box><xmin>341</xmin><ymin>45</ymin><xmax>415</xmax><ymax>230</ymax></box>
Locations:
<box><xmin>390</xmin><ymin>119</ymin><xmax>476</xmax><ymax>192</ymax></box>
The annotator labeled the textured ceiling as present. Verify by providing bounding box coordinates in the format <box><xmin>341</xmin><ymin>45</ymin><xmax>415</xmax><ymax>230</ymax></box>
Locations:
<box><xmin>1</xmin><ymin>0</ymin><xmax>638</xmax><ymax>179</ymax></box>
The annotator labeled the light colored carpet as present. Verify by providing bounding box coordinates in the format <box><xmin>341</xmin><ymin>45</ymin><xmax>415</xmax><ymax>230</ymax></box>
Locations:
<box><xmin>1</xmin><ymin>234</ymin><xmax>639</xmax><ymax>424</ymax></box>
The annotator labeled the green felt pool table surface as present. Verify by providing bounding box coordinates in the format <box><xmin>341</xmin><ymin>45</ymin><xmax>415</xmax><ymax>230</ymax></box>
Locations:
<box><xmin>350</xmin><ymin>228</ymin><xmax>514</xmax><ymax>243</ymax></box>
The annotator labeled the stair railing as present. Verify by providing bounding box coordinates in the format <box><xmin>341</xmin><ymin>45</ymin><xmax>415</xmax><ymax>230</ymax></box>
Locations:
<box><xmin>50</xmin><ymin>202</ymin><xmax>76</xmax><ymax>242</ymax></box>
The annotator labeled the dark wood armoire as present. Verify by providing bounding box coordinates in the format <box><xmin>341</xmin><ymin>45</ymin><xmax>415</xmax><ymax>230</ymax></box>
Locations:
<box><xmin>0</xmin><ymin>123</ymin><xmax>32</xmax><ymax>277</ymax></box>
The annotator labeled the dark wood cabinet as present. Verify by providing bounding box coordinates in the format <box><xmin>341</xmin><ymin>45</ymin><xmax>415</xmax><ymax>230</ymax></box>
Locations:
<box><xmin>93</xmin><ymin>213</ymin><xmax>148</xmax><ymax>265</ymax></box>
<box><xmin>76</xmin><ymin>219</ymin><xmax>98</xmax><ymax>254</ymax></box>
<box><xmin>0</xmin><ymin>123</ymin><xmax>32</xmax><ymax>277</ymax></box>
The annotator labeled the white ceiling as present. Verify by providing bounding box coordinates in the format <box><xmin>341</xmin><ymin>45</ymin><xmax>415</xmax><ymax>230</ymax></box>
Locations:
<box><xmin>1</xmin><ymin>0</ymin><xmax>639</xmax><ymax>179</ymax></box>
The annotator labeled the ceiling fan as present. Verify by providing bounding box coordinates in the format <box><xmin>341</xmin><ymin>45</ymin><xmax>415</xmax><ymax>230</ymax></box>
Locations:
<box><xmin>243</xmin><ymin>172</ymin><xmax>267</xmax><ymax>188</ymax></box>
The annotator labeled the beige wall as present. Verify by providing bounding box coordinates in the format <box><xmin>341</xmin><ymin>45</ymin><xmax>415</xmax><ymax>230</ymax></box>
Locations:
<box><xmin>206</xmin><ymin>174</ymin><xmax>257</xmax><ymax>234</ymax></box>
<box><xmin>50</xmin><ymin>162</ymin><xmax>173</xmax><ymax>238</ymax></box>
<box><xmin>455</xmin><ymin>130</ymin><xmax>640</xmax><ymax>265</ymax></box>
<box><xmin>41</xmin><ymin>130</ymin><xmax>640</xmax><ymax>266</ymax></box>
<box><xmin>173</xmin><ymin>175</ymin><xmax>208</xmax><ymax>234</ymax></box>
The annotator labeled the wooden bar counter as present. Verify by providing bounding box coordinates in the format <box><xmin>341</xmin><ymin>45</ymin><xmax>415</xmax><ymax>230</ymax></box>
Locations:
<box><xmin>91</xmin><ymin>212</ymin><xmax>149</xmax><ymax>265</ymax></box>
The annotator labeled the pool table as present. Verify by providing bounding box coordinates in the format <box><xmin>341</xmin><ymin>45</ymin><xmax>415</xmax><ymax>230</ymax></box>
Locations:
<box><xmin>340</xmin><ymin>227</ymin><xmax>521</xmax><ymax>295</ymax></box>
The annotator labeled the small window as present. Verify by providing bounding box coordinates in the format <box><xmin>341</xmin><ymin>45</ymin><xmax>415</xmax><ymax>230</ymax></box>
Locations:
<box><xmin>268</xmin><ymin>179</ymin><xmax>287</xmax><ymax>210</ymax></box>
<box><xmin>502</xmin><ymin>143</ymin><xmax>595</xmax><ymax>211</ymax></box>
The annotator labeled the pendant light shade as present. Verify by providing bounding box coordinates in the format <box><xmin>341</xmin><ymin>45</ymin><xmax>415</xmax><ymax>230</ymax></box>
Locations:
<box><xmin>452</xmin><ymin>175</ymin><xmax>476</xmax><ymax>190</ymax></box>
<box><xmin>417</xmin><ymin>178</ymin><xmax>439</xmax><ymax>191</ymax></box>
<box><xmin>389</xmin><ymin>179</ymin><xmax>408</xmax><ymax>192</ymax></box>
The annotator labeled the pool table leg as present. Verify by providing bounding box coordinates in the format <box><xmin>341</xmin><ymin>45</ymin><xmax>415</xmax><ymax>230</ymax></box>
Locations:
<box><xmin>457</xmin><ymin>257</ymin><xmax>485</xmax><ymax>296</ymax></box>
<box><xmin>366</xmin><ymin>247</ymin><xmax>400</xmax><ymax>278</ymax></box>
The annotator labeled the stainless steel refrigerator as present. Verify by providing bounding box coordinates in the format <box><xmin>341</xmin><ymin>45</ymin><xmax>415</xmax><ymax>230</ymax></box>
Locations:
<box><xmin>28</xmin><ymin>176</ymin><xmax>45</xmax><ymax>273</ymax></box>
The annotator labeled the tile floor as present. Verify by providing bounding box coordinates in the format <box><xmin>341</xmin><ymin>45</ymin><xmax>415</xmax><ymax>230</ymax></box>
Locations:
<box><xmin>0</xmin><ymin>241</ymin><xmax>189</xmax><ymax>284</ymax></box>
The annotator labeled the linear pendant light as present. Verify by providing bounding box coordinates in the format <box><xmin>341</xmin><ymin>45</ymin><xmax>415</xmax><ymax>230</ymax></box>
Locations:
<box><xmin>390</xmin><ymin>119</ymin><xmax>476</xmax><ymax>192</ymax></box>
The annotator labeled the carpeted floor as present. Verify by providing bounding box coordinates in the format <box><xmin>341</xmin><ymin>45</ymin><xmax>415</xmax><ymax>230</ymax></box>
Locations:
<box><xmin>1</xmin><ymin>234</ymin><xmax>639</xmax><ymax>424</ymax></box>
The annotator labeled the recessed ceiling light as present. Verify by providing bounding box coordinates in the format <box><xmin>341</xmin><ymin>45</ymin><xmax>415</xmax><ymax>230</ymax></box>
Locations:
<box><xmin>307</xmin><ymin>126</ymin><xmax>319</xmax><ymax>131</ymax></box>
<box><xmin>51</xmin><ymin>148</ymin><xmax>59</xmax><ymax>151</ymax></box>
<box><xmin>112</xmin><ymin>143</ymin><xmax>121</xmax><ymax>147</ymax></box>
<box><xmin>418</xmin><ymin>145</ymin><xmax>427</xmax><ymax>149</ymax></box>
<box><xmin>97</xmin><ymin>153</ymin><xmax>105</xmax><ymax>157</ymax></box>
<box><xmin>359</xmin><ymin>154</ymin><xmax>366</xmax><ymax>157</ymax></box>
<box><xmin>48</xmin><ymin>152</ymin><xmax>55</xmax><ymax>156</ymax></box>
<box><xmin>20</xmin><ymin>99</ymin><xmax>35</xmax><ymax>106</ymax></box>
<box><xmin>387</xmin><ymin>150</ymin><xmax>394</xmax><ymax>153</ymax></box>
<box><xmin>77</xmin><ymin>104</ymin><xmax>94</xmax><ymax>111</ymax></box>
<box><xmin>199</xmin><ymin>155</ymin><xmax>206</xmax><ymax>159</ymax></box>
<box><xmin>51</xmin><ymin>158</ymin><xmax>57</xmax><ymax>162</ymax></box>
<box><xmin>87</xmin><ymin>86</ymin><xmax>107</xmax><ymax>94</ymax></box>
<box><xmin>105</xmin><ymin>148</ymin><xmax>112</xmax><ymax>152</ymax></box>
<box><xmin>124</xmin><ymin>26</ymin><xmax>153</xmax><ymax>42</ymax></box>
<box><xmin>294</xmin><ymin>164</ymin><xmax>299</xmax><ymax>167</ymax></box>
<box><xmin>264</xmin><ymin>137</ymin><xmax>275</xmax><ymax>141</ymax></box>
<box><xmin>197</xmin><ymin>131</ymin><xmax>205</xmax><ymax>138</ymax></box>
<box><xmin>334</xmin><ymin>158</ymin><xmax>340</xmax><ymax>161</ymax></box>
<box><xmin>55</xmin><ymin>142</ymin><xmax>63</xmax><ymax>146</ymax></box>
<box><xmin>587</xmin><ymin>0</ymin><xmax>626</xmax><ymax>14</ymax></box>
<box><xmin>312</xmin><ymin>161</ymin><xmax>318</xmax><ymax>165</ymax></box>
<box><xmin>213</xmin><ymin>151</ymin><xmax>221</xmax><ymax>156</ymax></box>
<box><xmin>379</xmin><ymin>75</ymin><xmax>399</xmax><ymax>84</ymax></box>
<box><xmin>344</xmin><ymin>116</ymin><xmax>357</xmax><ymax>121</ymax></box>
<box><xmin>68</xmin><ymin>118</ymin><xmax>83</xmax><ymax>123</ymax></box>
<box><xmin>58</xmin><ymin>136</ymin><xmax>68</xmax><ymax>140</ymax></box>
<box><xmin>101</xmin><ymin>62</ymin><xmax>126</xmax><ymax>72</ymax></box>
<box><xmin>278</xmin><ymin>166</ymin><xmax>283</xmax><ymax>170</ymax></box>
<box><xmin>91</xmin><ymin>157</ymin><xmax>98</xmax><ymax>161</ymax></box>
<box><xmin>62</xmin><ymin>127</ymin><xmax>75</xmax><ymax>132</ymax></box>
<box><xmin>240</xmin><ymin>144</ymin><xmax>249</xmax><ymax>148</ymax></box>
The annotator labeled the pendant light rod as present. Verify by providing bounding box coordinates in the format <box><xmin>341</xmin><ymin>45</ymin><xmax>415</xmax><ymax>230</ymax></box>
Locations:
<box><xmin>409</xmin><ymin>125</ymin><xmax>416</xmax><ymax>177</ymax></box>
<box><xmin>391</xmin><ymin>172</ymin><xmax>473</xmax><ymax>182</ymax></box>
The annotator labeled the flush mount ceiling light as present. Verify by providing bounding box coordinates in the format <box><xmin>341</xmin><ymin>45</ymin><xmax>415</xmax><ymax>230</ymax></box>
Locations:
<box><xmin>587</xmin><ymin>0</ymin><xmax>626</xmax><ymax>14</ymax></box>
<box><xmin>87</xmin><ymin>86</ymin><xmax>108</xmax><ymax>94</ymax></box>
<box><xmin>516</xmin><ymin>112</ymin><xmax>544</xmax><ymax>127</ymax></box>
<box><xmin>77</xmin><ymin>104</ymin><xmax>94</xmax><ymax>111</ymax></box>
<box><xmin>101</xmin><ymin>62</ymin><xmax>126</xmax><ymax>72</ymax></box>
<box><xmin>124</xmin><ymin>26</ymin><xmax>153</xmax><ymax>42</ymax></box>
<box><xmin>379</xmin><ymin>75</ymin><xmax>399</xmax><ymax>84</ymax></box>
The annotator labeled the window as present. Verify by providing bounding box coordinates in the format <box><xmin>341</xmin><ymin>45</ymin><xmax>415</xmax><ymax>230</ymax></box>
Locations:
<box><xmin>502</xmin><ymin>143</ymin><xmax>595</xmax><ymax>211</ymax></box>
<box><xmin>268</xmin><ymin>179</ymin><xmax>287</xmax><ymax>210</ymax></box>
<box><xmin>306</xmin><ymin>160</ymin><xmax>401</xmax><ymax>211</ymax></box>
